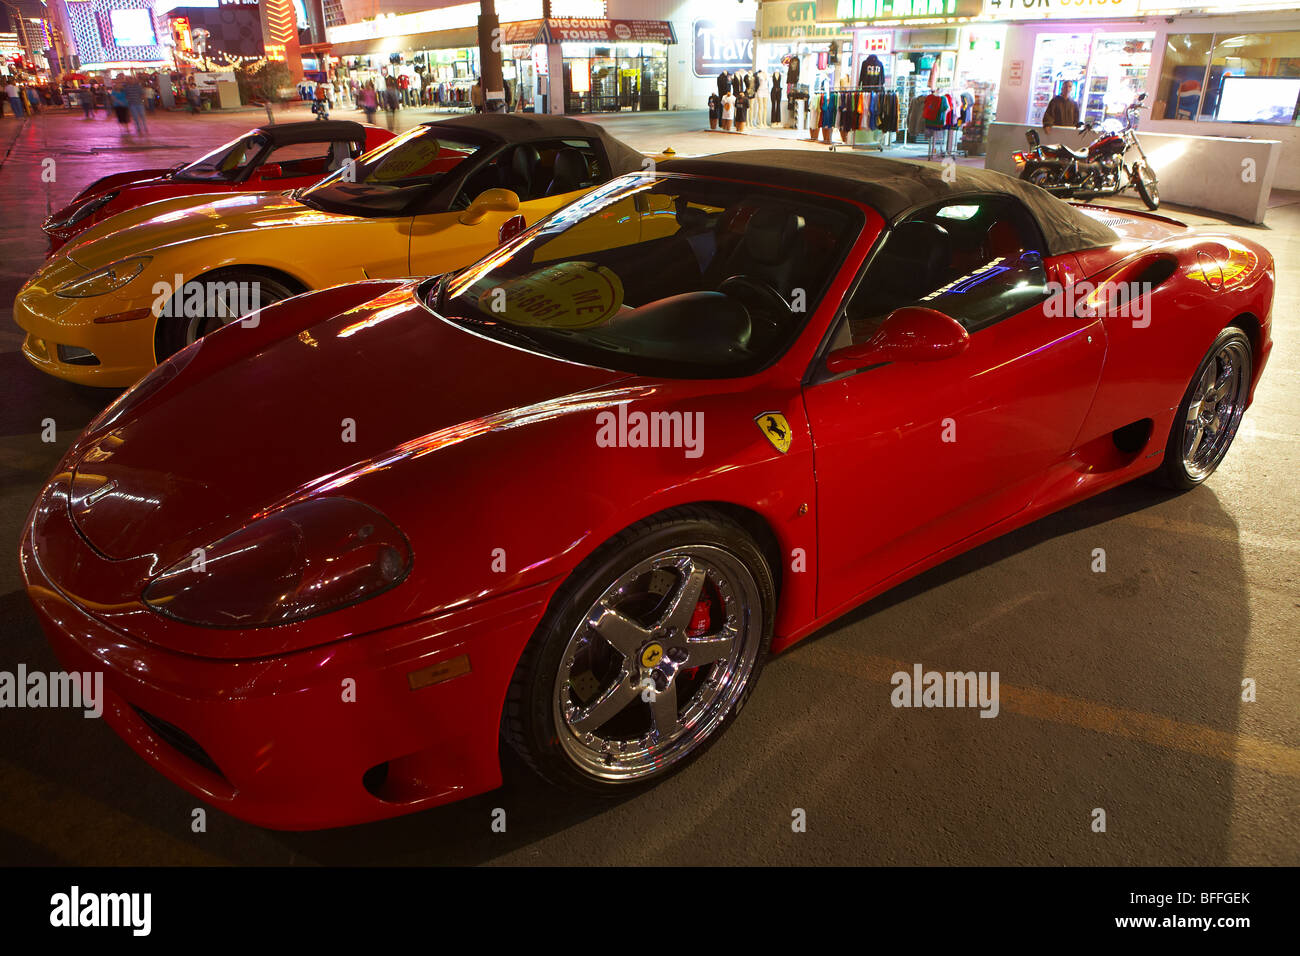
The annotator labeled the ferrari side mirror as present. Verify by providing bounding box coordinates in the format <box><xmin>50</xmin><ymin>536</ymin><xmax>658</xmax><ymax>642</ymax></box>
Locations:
<box><xmin>826</xmin><ymin>307</ymin><xmax>970</xmax><ymax>373</ymax></box>
<box><xmin>459</xmin><ymin>188</ymin><xmax>520</xmax><ymax>225</ymax></box>
<box><xmin>252</xmin><ymin>163</ymin><xmax>283</xmax><ymax>181</ymax></box>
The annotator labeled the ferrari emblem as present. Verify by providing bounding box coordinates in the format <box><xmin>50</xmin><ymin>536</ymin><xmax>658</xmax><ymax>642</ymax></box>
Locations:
<box><xmin>640</xmin><ymin>643</ymin><xmax>664</xmax><ymax>668</ymax></box>
<box><xmin>755</xmin><ymin>412</ymin><xmax>792</xmax><ymax>454</ymax></box>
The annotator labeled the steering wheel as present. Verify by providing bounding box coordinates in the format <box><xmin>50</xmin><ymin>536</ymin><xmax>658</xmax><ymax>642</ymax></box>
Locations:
<box><xmin>718</xmin><ymin>275</ymin><xmax>792</xmax><ymax>334</ymax></box>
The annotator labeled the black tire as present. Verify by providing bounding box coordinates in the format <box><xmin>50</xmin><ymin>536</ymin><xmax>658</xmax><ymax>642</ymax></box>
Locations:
<box><xmin>1134</xmin><ymin>162</ymin><xmax>1159</xmax><ymax>210</ymax></box>
<box><xmin>155</xmin><ymin>267</ymin><xmax>299</xmax><ymax>361</ymax></box>
<box><xmin>503</xmin><ymin>506</ymin><xmax>775</xmax><ymax>796</ymax></box>
<box><xmin>1151</xmin><ymin>326</ymin><xmax>1252</xmax><ymax>491</ymax></box>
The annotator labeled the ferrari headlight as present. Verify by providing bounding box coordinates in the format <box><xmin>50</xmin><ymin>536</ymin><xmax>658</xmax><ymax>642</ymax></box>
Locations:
<box><xmin>143</xmin><ymin>498</ymin><xmax>412</xmax><ymax>628</ymax></box>
<box><xmin>66</xmin><ymin>190</ymin><xmax>119</xmax><ymax>227</ymax></box>
<box><xmin>56</xmin><ymin>255</ymin><xmax>151</xmax><ymax>298</ymax></box>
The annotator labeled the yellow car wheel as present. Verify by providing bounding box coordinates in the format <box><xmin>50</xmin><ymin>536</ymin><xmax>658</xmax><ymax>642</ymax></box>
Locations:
<box><xmin>156</xmin><ymin>268</ymin><xmax>302</xmax><ymax>361</ymax></box>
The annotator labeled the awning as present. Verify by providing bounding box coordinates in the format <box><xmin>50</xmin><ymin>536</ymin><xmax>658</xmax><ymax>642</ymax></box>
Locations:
<box><xmin>504</xmin><ymin>18</ymin><xmax>677</xmax><ymax>45</ymax></box>
<box><xmin>331</xmin><ymin>16</ymin><xmax>677</xmax><ymax>59</ymax></box>
<box><xmin>331</xmin><ymin>25</ymin><xmax>479</xmax><ymax>58</ymax></box>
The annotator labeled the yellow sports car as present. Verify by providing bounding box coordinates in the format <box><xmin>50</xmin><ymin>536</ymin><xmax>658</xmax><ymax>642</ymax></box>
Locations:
<box><xmin>15</xmin><ymin>114</ymin><xmax>655</xmax><ymax>387</ymax></box>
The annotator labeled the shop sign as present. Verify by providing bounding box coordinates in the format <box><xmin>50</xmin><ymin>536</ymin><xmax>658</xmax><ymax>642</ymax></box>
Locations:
<box><xmin>760</xmin><ymin>1</ymin><xmax>852</xmax><ymax>41</ymax></box>
<box><xmin>981</xmin><ymin>0</ymin><xmax>1142</xmax><ymax>18</ymax></box>
<box><xmin>694</xmin><ymin>19</ymin><xmax>754</xmax><ymax>76</ymax></box>
<box><xmin>827</xmin><ymin>0</ymin><xmax>982</xmax><ymax>20</ymax></box>
<box><xmin>858</xmin><ymin>31</ymin><xmax>892</xmax><ymax>55</ymax></box>
<box><xmin>1008</xmin><ymin>58</ymin><xmax>1023</xmax><ymax>84</ymax></box>
<box><xmin>544</xmin><ymin>18</ymin><xmax>677</xmax><ymax>44</ymax></box>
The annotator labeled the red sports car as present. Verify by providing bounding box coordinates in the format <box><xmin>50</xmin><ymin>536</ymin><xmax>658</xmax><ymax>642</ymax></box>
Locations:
<box><xmin>20</xmin><ymin>152</ymin><xmax>1273</xmax><ymax>829</ymax></box>
<box><xmin>41</xmin><ymin>120</ymin><xmax>394</xmax><ymax>254</ymax></box>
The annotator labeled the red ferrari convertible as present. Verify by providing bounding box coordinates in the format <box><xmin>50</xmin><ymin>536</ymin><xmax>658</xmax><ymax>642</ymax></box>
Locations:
<box><xmin>21</xmin><ymin>152</ymin><xmax>1273</xmax><ymax>829</ymax></box>
<box><xmin>41</xmin><ymin>120</ymin><xmax>394</xmax><ymax>254</ymax></box>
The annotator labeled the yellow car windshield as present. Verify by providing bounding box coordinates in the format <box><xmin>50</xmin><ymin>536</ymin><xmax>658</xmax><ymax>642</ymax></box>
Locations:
<box><xmin>299</xmin><ymin>125</ymin><xmax>484</xmax><ymax>217</ymax></box>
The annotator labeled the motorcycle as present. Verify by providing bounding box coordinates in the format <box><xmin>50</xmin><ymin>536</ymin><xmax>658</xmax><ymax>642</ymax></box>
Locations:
<box><xmin>1014</xmin><ymin>93</ymin><xmax>1160</xmax><ymax>211</ymax></box>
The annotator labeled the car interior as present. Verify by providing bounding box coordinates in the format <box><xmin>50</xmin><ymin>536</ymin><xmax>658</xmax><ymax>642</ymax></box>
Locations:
<box><xmin>256</xmin><ymin>140</ymin><xmax>359</xmax><ymax>180</ymax></box>
<box><xmin>452</xmin><ymin>139</ymin><xmax>607</xmax><ymax>208</ymax></box>
<box><xmin>838</xmin><ymin>196</ymin><xmax>1052</xmax><ymax>347</ymax></box>
<box><xmin>472</xmin><ymin>183</ymin><xmax>855</xmax><ymax>371</ymax></box>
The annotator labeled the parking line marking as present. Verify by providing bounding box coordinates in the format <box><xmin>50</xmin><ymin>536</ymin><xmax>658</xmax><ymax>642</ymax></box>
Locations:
<box><xmin>807</xmin><ymin>648</ymin><xmax>1300</xmax><ymax>777</ymax></box>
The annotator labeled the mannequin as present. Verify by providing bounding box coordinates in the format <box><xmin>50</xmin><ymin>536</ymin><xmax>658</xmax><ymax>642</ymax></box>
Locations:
<box><xmin>753</xmin><ymin>69</ymin><xmax>768</xmax><ymax>128</ymax></box>
<box><xmin>717</xmin><ymin>71</ymin><xmax>729</xmax><ymax>98</ymax></box>
<box><xmin>730</xmin><ymin>72</ymin><xmax>742</xmax><ymax>97</ymax></box>
<box><xmin>771</xmin><ymin>70</ymin><xmax>782</xmax><ymax>125</ymax></box>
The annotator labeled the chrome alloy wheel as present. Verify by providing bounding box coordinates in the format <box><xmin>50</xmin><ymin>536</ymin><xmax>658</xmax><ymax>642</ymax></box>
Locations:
<box><xmin>552</xmin><ymin>545</ymin><xmax>762</xmax><ymax>782</ymax></box>
<box><xmin>1182</xmin><ymin>338</ymin><xmax>1249</xmax><ymax>480</ymax></box>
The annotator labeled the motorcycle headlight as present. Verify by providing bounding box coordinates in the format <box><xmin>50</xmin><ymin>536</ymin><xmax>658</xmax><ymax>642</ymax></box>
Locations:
<box><xmin>56</xmin><ymin>255</ymin><xmax>151</xmax><ymax>298</ymax></box>
<box><xmin>143</xmin><ymin>498</ymin><xmax>412</xmax><ymax>628</ymax></box>
<box><xmin>63</xmin><ymin>190</ymin><xmax>119</xmax><ymax>228</ymax></box>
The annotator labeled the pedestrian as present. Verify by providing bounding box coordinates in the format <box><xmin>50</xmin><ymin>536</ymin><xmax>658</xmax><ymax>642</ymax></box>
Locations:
<box><xmin>124</xmin><ymin>76</ymin><xmax>147</xmax><ymax>134</ymax></box>
<box><xmin>1042</xmin><ymin>79</ymin><xmax>1081</xmax><ymax>132</ymax></box>
<box><xmin>470</xmin><ymin>77</ymin><xmax>484</xmax><ymax>113</ymax></box>
<box><xmin>312</xmin><ymin>80</ymin><xmax>330</xmax><ymax>120</ymax></box>
<box><xmin>110</xmin><ymin>81</ymin><xmax>130</xmax><ymax>129</ymax></box>
<box><xmin>186</xmin><ymin>81</ymin><xmax>201</xmax><ymax>114</ymax></box>
<box><xmin>383</xmin><ymin>75</ymin><xmax>399</xmax><ymax>130</ymax></box>
<box><xmin>24</xmin><ymin>84</ymin><xmax>41</xmax><ymax>114</ymax></box>
<box><xmin>360</xmin><ymin>79</ymin><xmax>377</xmax><ymax>124</ymax></box>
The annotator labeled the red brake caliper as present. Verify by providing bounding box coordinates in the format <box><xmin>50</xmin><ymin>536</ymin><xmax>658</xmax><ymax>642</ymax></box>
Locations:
<box><xmin>685</xmin><ymin>597</ymin><xmax>711</xmax><ymax>678</ymax></box>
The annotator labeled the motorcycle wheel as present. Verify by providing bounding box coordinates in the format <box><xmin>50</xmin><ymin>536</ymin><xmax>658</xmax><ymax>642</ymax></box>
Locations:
<box><xmin>1134</xmin><ymin>162</ymin><xmax>1160</xmax><ymax>210</ymax></box>
<box><xmin>1024</xmin><ymin>167</ymin><xmax>1055</xmax><ymax>188</ymax></box>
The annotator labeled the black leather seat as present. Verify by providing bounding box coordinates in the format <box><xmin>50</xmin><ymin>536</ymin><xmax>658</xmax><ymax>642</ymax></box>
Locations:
<box><xmin>507</xmin><ymin>145</ymin><xmax>540</xmax><ymax>198</ymax></box>
<box><xmin>713</xmin><ymin>207</ymin><xmax>806</xmax><ymax>295</ymax></box>
<box><xmin>873</xmin><ymin>220</ymin><xmax>952</xmax><ymax>308</ymax></box>
<box><xmin>1046</xmin><ymin>143</ymin><xmax>1089</xmax><ymax>161</ymax></box>
<box><xmin>547</xmin><ymin>148</ymin><xmax>590</xmax><ymax>195</ymax></box>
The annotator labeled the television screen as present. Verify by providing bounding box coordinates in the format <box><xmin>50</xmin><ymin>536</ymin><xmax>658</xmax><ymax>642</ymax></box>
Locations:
<box><xmin>1215</xmin><ymin>75</ymin><xmax>1300</xmax><ymax>125</ymax></box>
<box><xmin>109</xmin><ymin>8</ymin><xmax>159</xmax><ymax>47</ymax></box>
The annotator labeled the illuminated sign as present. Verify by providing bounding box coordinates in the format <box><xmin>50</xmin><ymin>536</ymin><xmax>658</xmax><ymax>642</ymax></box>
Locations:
<box><xmin>833</xmin><ymin>0</ymin><xmax>980</xmax><ymax>18</ymax></box>
<box><xmin>694</xmin><ymin>19</ymin><xmax>755</xmax><ymax>76</ymax></box>
<box><xmin>981</xmin><ymin>0</ymin><xmax>1141</xmax><ymax>17</ymax></box>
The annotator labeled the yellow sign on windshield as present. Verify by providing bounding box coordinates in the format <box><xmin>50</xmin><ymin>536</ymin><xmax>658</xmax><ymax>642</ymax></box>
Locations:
<box><xmin>480</xmin><ymin>261</ymin><xmax>624</xmax><ymax>329</ymax></box>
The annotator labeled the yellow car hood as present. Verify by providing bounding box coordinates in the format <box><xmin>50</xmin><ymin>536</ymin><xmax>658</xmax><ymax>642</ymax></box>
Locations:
<box><xmin>65</xmin><ymin>192</ymin><xmax>369</xmax><ymax>271</ymax></box>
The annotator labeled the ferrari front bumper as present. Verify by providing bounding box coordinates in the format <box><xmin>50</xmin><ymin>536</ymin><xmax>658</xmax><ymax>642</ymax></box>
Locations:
<box><xmin>19</xmin><ymin>477</ymin><xmax>549</xmax><ymax>830</ymax></box>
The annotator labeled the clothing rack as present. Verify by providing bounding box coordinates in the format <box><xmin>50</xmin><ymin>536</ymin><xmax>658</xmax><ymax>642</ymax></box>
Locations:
<box><xmin>807</xmin><ymin>85</ymin><xmax>901</xmax><ymax>150</ymax></box>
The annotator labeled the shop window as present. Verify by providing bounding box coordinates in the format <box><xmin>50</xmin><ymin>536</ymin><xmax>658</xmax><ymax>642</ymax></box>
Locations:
<box><xmin>1155</xmin><ymin>34</ymin><xmax>1215</xmax><ymax>120</ymax></box>
<box><xmin>1154</xmin><ymin>31</ymin><xmax>1300</xmax><ymax>125</ymax></box>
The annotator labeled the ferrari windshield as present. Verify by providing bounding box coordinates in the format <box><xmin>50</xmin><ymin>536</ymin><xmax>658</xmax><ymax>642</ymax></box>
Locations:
<box><xmin>298</xmin><ymin>124</ymin><xmax>484</xmax><ymax>216</ymax></box>
<box><xmin>175</xmin><ymin>133</ymin><xmax>267</xmax><ymax>182</ymax></box>
<box><xmin>430</xmin><ymin>174</ymin><xmax>861</xmax><ymax>378</ymax></box>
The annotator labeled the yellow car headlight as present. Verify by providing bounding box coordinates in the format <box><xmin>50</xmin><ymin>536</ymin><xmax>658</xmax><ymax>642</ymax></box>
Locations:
<box><xmin>55</xmin><ymin>256</ymin><xmax>152</xmax><ymax>298</ymax></box>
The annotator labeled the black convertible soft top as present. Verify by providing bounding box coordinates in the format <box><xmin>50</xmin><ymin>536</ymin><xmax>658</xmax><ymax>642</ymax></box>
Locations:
<box><xmin>256</xmin><ymin>120</ymin><xmax>371</xmax><ymax>146</ymax></box>
<box><xmin>658</xmin><ymin>150</ymin><xmax>1118</xmax><ymax>257</ymax></box>
<box><xmin>426</xmin><ymin>113</ymin><xmax>648</xmax><ymax>177</ymax></box>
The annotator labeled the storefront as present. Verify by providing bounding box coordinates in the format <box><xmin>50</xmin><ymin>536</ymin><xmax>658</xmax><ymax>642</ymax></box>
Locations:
<box><xmin>989</xmin><ymin>2</ymin><xmax>1300</xmax><ymax>189</ymax></box>
<box><xmin>504</xmin><ymin>18</ymin><xmax>675</xmax><ymax>114</ymax></box>
<box><xmin>327</xmin><ymin>4</ymin><xmax>674</xmax><ymax>114</ymax></box>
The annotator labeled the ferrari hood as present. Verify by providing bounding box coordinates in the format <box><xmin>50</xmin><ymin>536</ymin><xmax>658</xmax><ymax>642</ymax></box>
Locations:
<box><xmin>67</xmin><ymin>285</ymin><xmax>627</xmax><ymax>564</ymax></box>
<box><xmin>65</xmin><ymin>191</ymin><xmax>368</xmax><ymax>271</ymax></box>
